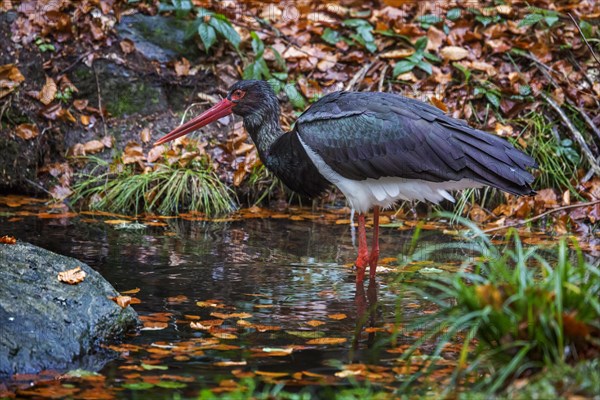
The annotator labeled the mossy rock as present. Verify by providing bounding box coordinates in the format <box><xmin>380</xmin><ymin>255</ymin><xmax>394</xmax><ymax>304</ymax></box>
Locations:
<box><xmin>70</xmin><ymin>61</ymin><xmax>167</xmax><ymax>118</ymax></box>
<box><xmin>0</xmin><ymin>242</ymin><xmax>139</xmax><ymax>377</ymax></box>
<box><xmin>117</xmin><ymin>14</ymin><xmax>201</xmax><ymax>62</ymax></box>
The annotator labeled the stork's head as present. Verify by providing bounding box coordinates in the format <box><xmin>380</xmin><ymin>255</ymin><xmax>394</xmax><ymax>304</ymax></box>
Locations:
<box><xmin>154</xmin><ymin>80</ymin><xmax>278</xmax><ymax>146</ymax></box>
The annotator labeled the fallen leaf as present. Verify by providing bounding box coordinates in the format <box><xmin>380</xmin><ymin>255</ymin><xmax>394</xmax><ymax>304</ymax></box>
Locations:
<box><xmin>430</xmin><ymin>97</ymin><xmax>448</xmax><ymax>113</ymax></box>
<box><xmin>140</xmin><ymin>127</ymin><xmax>151</xmax><ymax>143</ymax></box>
<box><xmin>147</xmin><ymin>146</ymin><xmax>165</xmax><ymax>163</ymax></box>
<box><xmin>58</xmin><ymin>266</ymin><xmax>86</xmax><ymax>285</ymax></box>
<box><xmin>166</xmin><ymin>294</ymin><xmax>187</xmax><ymax>303</ymax></box>
<box><xmin>122</xmin><ymin>142</ymin><xmax>145</xmax><ymax>164</ymax></box>
<box><xmin>0</xmin><ymin>64</ymin><xmax>25</xmax><ymax>99</ymax></box>
<box><xmin>82</xmin><ymin>140</ymin><xmax>105</xmax><ymax>154</ymax></box>
<box><xmin>380</xmin><ymin>49</ymin><xmax>415</xmax><ymax>59</ymax></box>
<box><xmin>439</xmin><ymin>46</ymin><xmax>469</xmax><ymax>61</ymax></box>
<box><xmin>111</xmin><ymin>295</ymin><xmax>132</xmax><ymax>308</ymax></box>
<box><xmin>120</xmin><ymin>39</ymin><xmax>135</xmax><ymax>54</ymax></box>
<box><xmin>254</xmin><ymin>371</ymin><xmax>289</xmax><ymax>378</ymax></box>
<box><xmin>211</xmin><ymin>332</ymin><xmax>238</xmax><ymax>339</ymax></box>
<box><xmin>306</xmin><ymin>337</ymin><xmax>347</xmax><ymax>345</ymax></box>
<box><xmin>495</xmin><ymin>123</ymin><xmax>513</xmax><ymax>137</ymax></box>
<box><xmin>174</xmin><ymin>58</ymin><xmax>190</xmax><ymax>76</ymax></box>
<box><xmin>214</xmin><ymin>361</ymin><xmax>247</xmax><ymax>367</ymax></box>
<box><xmin>15</xmin><ymin>124</ymin><xmax>39</xmax><ymax>140</ymax></box>
<box><xmin>0</xmin><ymin>235</ymin><xmax>17</xmax><ymax>244</ymax></box>
<box><xmin>306</xmin><ymin>320</ymin><xmax>325</xmax><ymax>327</ymax></box>
<box><xmin>141</xmin><ymin>321</ymin><xmax>168</xmax><ymax>330</ymax></box>
<box><xmin>104</xmin><ymin>219</ymin><xmax>132</xmax><ymax>225</ymax></box>
<box><xmin>327</xmin><ymin>313</ymin><xmax>347</xmax><ymax>320</ymax></box>
<box><xmin>39</xmin><ymin>76</ymin><xmax>57</xmax><ymax>105</ymax></box>
<box><xmin>73</xmin><ymin>99</ymin><xmax>88</xmax><ymax>111</ymax></box>
<box><xmin>210</xmin><ymin>312</ymin><xmax>253</xmax><ymax>319</ymax></box>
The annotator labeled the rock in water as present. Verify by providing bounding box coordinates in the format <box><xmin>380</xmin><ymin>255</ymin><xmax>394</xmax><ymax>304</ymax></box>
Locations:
<box><xmin>0</xmin><ymin>242</ymin><xmax>139</xmax><ymax>377</ymax></box>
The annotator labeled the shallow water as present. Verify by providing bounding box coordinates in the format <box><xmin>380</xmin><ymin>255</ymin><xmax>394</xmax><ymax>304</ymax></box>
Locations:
<box><xmin>1</xmin><ymin>208</ymin><xmax>471</xmax><ymax>397</ymax></box>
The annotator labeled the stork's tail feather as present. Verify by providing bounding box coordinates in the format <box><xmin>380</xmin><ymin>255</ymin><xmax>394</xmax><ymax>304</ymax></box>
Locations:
<box><xmin>448</xmin><ymin>122</ymin><xmax>537</xmax><ymax>196</ymax></box>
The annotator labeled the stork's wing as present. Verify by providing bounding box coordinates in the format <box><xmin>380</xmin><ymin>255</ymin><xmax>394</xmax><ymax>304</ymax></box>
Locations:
<box><xmin>294</xmin><ymin>91</ymin><xmax>537</xmax><ymax>195</ymax></box>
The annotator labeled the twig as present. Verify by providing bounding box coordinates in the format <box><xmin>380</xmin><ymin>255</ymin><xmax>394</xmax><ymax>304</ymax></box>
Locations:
<box><xmin>24</xmin><ymin>178</ymin><xmax>52</xmax><ymax>197</ymax></box>
<box><xmin>345</xmin><ymin>62</ymin><xmax>373</xmax><ymax>92</ymax></box>
<box><xmin>378</xmin><ymin>64</ymin><xmax>388</xmax><ymax>92</ymax></box>
<box><xmin>57</xmin><ymin>51</ymin><xmax>93</xmax><ymax>76</ymax></box>
<box><xmin>92</xmin><ymin>63</ymin><xmax>108</xmax><ymax>139</ymax></box>
<box><xmin>483</xmin><ymin>199</ymin><xmax>600</xmax><ymax>233</ymax></box>
<box><xmin>540</xmin><ymin>91</ymin><xmax>600</xmax><ymax>177</ymax></box>
<box><xmin>523</xmin><ymin>52</ymin><xmax>600</xmax><ymax>143</ymax></box>
<box><xmin>568</xmin><ymin>13</ymin><xmax>600</xmax><ymax>68</ymax></box>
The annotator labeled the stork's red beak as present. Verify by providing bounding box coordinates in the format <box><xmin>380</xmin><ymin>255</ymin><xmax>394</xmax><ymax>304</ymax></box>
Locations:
<box><xmin>154</xmin><ymin>98</ymin><xmax>234</xmax><ymax>146</ymax></box>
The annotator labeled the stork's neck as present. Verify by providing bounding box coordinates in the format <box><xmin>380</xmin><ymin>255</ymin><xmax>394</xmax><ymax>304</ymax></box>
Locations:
<box><xmin>241</xmin><ymin>101</ymin><xmax>284</xmax><ymax>161</ymax></box>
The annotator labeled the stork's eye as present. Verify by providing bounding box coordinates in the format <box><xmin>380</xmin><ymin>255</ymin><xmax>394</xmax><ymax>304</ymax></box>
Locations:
<box><xmin>231</xmin><ymin>89</ymin><xmax>245</xmax><ymax>101</ymax></box>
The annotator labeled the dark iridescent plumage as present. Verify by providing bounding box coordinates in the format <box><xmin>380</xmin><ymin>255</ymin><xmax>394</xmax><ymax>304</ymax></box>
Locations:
<box><xmin>156</xmin><ymin>79</ymin><xmax>538</xmax><ymax>283</ymax></box>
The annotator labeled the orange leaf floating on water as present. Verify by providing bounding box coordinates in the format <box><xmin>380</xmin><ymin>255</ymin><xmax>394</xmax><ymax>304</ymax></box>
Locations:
<box><xmin>196</xmin><ymin>300</ymin><xmax>225</xmax><ymax>308</ymax></box>
<box><xmin>327</xmin><ymin>313</ymin><xmax>347</xmax><ymax>320</ymax></box>
<box><xmin>302</xmin><ymin>370</ymin><xmax>328</xmax><ymax>379</ymax></box>
<box><xmin>210</xmin><ymin>312</ymin><xmax>252</xmax><ymax>319</ymax></box>
<box><xmin>190</xmin><ymin>320</ymin><xmax>225</xmax><ymax>330</ymax></box>
<box><xmin>121</xmin><ymin>287</ymin><xmax>141</xmax><ymax>294</ymax></box>
<box><xmin>141</xmin><ymin>321</ymin><xmax>168</xmax><ymax>331</ymax></box>
<box><xmin>214</xmin><ymin>360</ymin><xmax>247</xmax><ymax>367</ymax></box>
<box><xmin>254</xmin><ymin>371</ymin><xmax>289</xmax><ymax>378</ymax></box>
<box><xmin>166</xmin><ymin>295</ymin><xmax>187</xmax><ymax>303</ymax></box>
<box><xmin>0</xmin><ymin>235</ymin><xmax>16</xmax><ymax>244</ymax></box>
<box><xmin>37</xmin><ymin>212</ymin><xmax>78</xmax><ymax>219</ymax></box>
<box><xmin>104</xmin><ymin>219</ymin><xmax>132</xmax><ymax>225</ymax></box>
<box><xmin>253</xmin><ymin>324</ymin><xmax>281</xmax><ymax>332</ymax></box>
<box><xmin>306</xmin><ymin>337</ymin><xmax>347</xmax><ymax>345</ymax></box>
<box><xmin>145</xmin><ymin>221</ymin><xmax>168</xmax><ymax>227</ymax></box>
<box><xmin>57</xmin><ymin>266</ymin><xmax>86</xmax><ymax>285</ymax></box>
<box><xmin>15</xmin><ymin>123</ymin><xmax>39</xmax><ymax>140</ymax></box>
<box><xmin>306</xmin><ymin>320</ymin><xmax>325</xmax><ymax>327</ymax></box>
<box><xmin>211</xmin><ymin>332</ymin><xmax>238</xmax><ymax>340</ymax></box>
<box><xmin>110</xmin><ymin>295</ymin><xmax>132</xmax><ymax>308</ymax></box>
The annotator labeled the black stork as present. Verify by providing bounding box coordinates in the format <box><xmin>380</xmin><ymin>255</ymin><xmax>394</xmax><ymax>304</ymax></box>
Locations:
<box><xmin>155</xmin><ymin>80</ymin><xmax>537</xmax><ymax>283</ymax></box>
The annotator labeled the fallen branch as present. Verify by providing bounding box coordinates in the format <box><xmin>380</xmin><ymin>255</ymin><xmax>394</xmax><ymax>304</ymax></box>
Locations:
<box><xmin>483</xmin><ymin>199</ymin><xmax>600</xmax><ymax>234</ymax></box>
<box><xmin>520</xmin><ymin>52</ymin><xmax>600</xmax><ymax>143</ymax></box>
<box><xmin>568</xmin><ymin>13</ymin><xmax>600</xmax><ymax>68</ymax></box>
<box><xmin>92</xmin><ymin>63</ymin><xmax>108</xmax><ymax>139</ymax></box>
<box><xmin>345</xmin><ymin>62</ymin><xmax>373</xmax><ymax>91</ymax></box>
<box><xmin>540</xmin><ymin>92</ymin><xmax>600</xmax><ymax>177</ymax></box>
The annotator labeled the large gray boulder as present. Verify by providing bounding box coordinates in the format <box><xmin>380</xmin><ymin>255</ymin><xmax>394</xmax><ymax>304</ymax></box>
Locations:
<box><xmin>0</xmin><ymin>242</ymin><xmax>139</xmax><ymax>377</ymax></box>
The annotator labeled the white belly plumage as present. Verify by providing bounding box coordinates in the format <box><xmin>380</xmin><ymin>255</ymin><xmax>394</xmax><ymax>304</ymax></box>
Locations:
<box><xmin>298</xmin><ymin>136</ymin><xmax>482</xmax><ymax>214</ymax></box>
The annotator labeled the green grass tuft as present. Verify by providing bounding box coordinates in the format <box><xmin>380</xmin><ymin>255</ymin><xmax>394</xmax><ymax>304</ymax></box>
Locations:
<box><xmin>395</xmin><ymin>215</ymin><xmax>600</xmax><ymax>396</ymax></box>
<box><xmin>71</xmin><ymin>156</ymin><xmax>236</xmax><ymax>216</ymax></box>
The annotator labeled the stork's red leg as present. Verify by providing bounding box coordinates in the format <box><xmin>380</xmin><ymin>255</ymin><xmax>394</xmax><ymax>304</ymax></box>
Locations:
<box><xmin>355</xmin><ymin>213</ymin><xmax>369</xmax><ymax>283</ymax></box>
<box><xmin>369</xmin><ymin>206</ymin><xmax>380</xmax><ymax>279</ymax></box>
